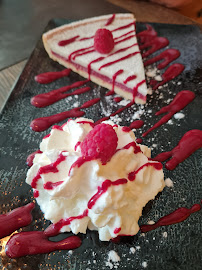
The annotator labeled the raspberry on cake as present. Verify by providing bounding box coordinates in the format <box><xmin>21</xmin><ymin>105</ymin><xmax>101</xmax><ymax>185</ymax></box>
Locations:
<box><xmin>42</xmin><ymin>14</ymin><xmax>148</xmax><ymax>103</ymax></box>
<box><xmin>26</xmin><ymin>118</ymin><xmax>165</xmax><ymax>241</ymax></box>
<box><xmin>94</xmin><ymin>28</ymin><xmax>115</xmax><ymax>54</ymax></box>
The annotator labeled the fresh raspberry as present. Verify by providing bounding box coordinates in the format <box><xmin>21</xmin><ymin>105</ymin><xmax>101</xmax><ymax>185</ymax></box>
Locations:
<box><xmin>80</xmin><ymin>123</ymin><xmax>118</xmax><ymax>164</ymax></box>
<box><xmin>94</xmin><ymin>28</ymin><xmax>114</xmax><ymax>54</ymax></box>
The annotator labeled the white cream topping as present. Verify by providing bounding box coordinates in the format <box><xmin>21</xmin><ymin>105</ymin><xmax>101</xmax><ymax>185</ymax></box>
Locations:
<box><xmin>26</xmin><ymin>118</ymin><xmax>164</xmax><ymax>241</ymax></box>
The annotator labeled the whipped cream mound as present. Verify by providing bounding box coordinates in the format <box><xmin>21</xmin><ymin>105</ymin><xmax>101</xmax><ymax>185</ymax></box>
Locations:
<box><xmin>26</xmin><ymin>118</ymin><xmax>165</xmax><ymax>241</ymax></box>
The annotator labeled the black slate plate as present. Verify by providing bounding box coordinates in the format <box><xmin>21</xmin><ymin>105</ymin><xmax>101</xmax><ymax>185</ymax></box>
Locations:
<box><xmin>0</xmin><ymin>19</ymin><xmax>202</xmax><ymax>270</ymax></box>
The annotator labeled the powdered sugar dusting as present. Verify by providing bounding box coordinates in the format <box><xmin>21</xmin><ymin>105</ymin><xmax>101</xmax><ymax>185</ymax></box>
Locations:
<box><xmin>73</xmin><ymin>101</ymin><xmax>79</xmax><ymax>107</ymax></box>
<box><xmin>130</xmin><ymin>247</ymin><xmax>136</xmax><ymax>254</ymax></box>
<box><xmin>154</xmin><ymin>75</ymin><xmax>162</xmax><ymax>81</ymax></box>
<box><xmin>142</xmin><ymin>261</ymin><xmax>148</xmax><ymax>268</ymax></box>
<box><xmin>165</xmin><ymin>178</ymin><xmax>174</xmax><ymax>188</ymax></box>
<box><xmin>106</xmin><ymin>250</ymin><xmax>120</xmax><ymax>269</ymax></box>
<box><xmin>132</xmin><ymin>108</ymin><xmax>145</xmax><ymax>120</ymax></box>
<box><xmin>110</xmin><ymin>115</ymin><xmax>122</xmax><ymax>124</ymax></box>
<box><xmin>167</xmin><ymin>119</ymin><xmax>173</xmax><ymax>125</ymax></box>
<box><xmin>108</xmin><ymin>250</ymin><xmax>120</xmax><ymax>262</ymax></box>
<box><xmin>147</xmin><ymin>220</ymin><xmax>155</xmax><ymax>225</ymax></box>
<box><xmin>146</xmin><ymin>68</ymin><xmax>158</xmax><ymax>78</ymax></box>
<box><xmin>118</xmin><ymin>99</ymin><xmax>130</xmax><ymax>106</ymax></box>
<box><xmin>174</xmin><ymin>112</ymin><xmax>185</xmax><ymax>119</ymax></box>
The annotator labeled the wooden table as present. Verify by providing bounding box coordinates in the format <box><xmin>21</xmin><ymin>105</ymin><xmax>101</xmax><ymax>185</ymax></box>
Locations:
<box><xmin>0</xmin><ymin>0</ymin><xmax>201</xmax><ymax>112</ymax></box>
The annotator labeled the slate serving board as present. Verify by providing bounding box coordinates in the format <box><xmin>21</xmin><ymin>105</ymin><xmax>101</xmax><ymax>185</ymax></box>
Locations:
<box><xmin>0</xmin><ymin>19</ymin><xmax>202</xmax><ymax>270</ymax></box>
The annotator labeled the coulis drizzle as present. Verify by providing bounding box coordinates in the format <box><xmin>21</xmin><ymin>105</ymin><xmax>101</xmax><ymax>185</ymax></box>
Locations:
<box><xmin>26</xmin><ymin>150</ymin><xmax>42</xmax><ymax>167</ymax></box>
<box><xmin>140</xmin><ymin>203</ymin><xmax>201</xmax><ymax>233</ymax></box>
<box><xmin>31</xmin><ymin>80</ymin><xmax>89</xmax><ymax>108</ymax></box>
<box><xmin>150</xmin><ymin>63</ymin><xmax>185</xmax><ymax>90</ymax></box>
<box><xmin>154</xmin><ymin>129</ymin><xmax>202</xmax><ymax>170</ymax></box>
<box><xmin>0</xmin><ymin>203</ymin><xmax>35</xmax><ymax>239</ymax></box>
<box><xmin>143</xmin><ymin>90</ymin><xmax>195</xmax><ymax>137</ymax></box>
<box><xmin>105</xmin><ymin>14</ymin><xmax>115</xmax><ymax>26</ymax></box>
<box><xmin>144</xmin><ymin>48</ymin><xmax>180</xmax><ymax>70</ymax></box>
<box><xmin>129</xmin><ymin>120</ymin><xmax>144</xmax><ymax>130</ymax></box>
<box><xmin>5</xmin><ymin>231</ymin><xmax>81</xmax><ymax>258</ymax></box>
<box><xmin>35</xmin><ymin>69</ymin><xmax>71</xmax><ymax>84</ymax></box>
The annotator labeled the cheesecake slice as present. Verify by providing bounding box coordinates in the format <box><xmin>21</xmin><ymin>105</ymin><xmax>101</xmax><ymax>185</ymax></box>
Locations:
<box><xmin>43</xmin><ymin>14</ymin><xmax>148</xmax><ymax>103</ymax></box>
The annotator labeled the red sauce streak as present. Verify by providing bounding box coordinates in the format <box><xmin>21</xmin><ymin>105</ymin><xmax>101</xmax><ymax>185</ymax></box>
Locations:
<box><xmin>122</xmin><ymin>126</ymin><xmax>131</xmax><ymax>132</ymax></box>
<box><xmin>79</xmin><ymin>36</ymin><xmax>94</xmax><ymax>41</ymax></box>
<box><xmin>58</xmin><ymin>35</ymin><xmax>80</xmax><ymax>46</ymax></box>
<box><xmin>99</xmin><ymin>51</ymin><xmax>140</xmax><ymax>70</ymax></box>
<box><xmin>122</xmin><ymin>142</ymin><xmax>141</xmax><ymax>154</ymax></box>
<box><xmin>111</xmin><ymin>69</ymin><xmax>124</xmax><ymax>93</ymax></box>
<box><xmin>73</xmin><ymin>48</ymin><xmax>95</xmax><ymax>60</ymax></box>
<box><xmin>140</xmin><ymin>36</ymin><xmax>169</xmax><ymax>58</ymax></box>
<box><xmin>33</xmin><ymin>190</ymin><xmax>39</xmax><ymax>198</ymax></box>
<box><xmin>44</xmin><ymin>181</ymin><xmax>64</xmax><ymax>190</ymax></box>
<box><xmin>105</xmin><ymin>90</ymin><xmax>114</xmax><ymax>96</ymax></box>
<box><xmin>114</xmin><ymin>227</ymin><xmax>121</xmax><ymax>234</ymax></box>
<box><xmin>133</xmin><ymin>79</ymin><xmax>146</xmax><ymax>99</ymax></box>
<box><xmin>26</xmin><ymin>150</ymin><xmax>42</xmax><ymax>167</ymax></box>
<box><xmin>144</xmin><ymin>49</ymin><xmax>180</xmax><ymax>70</ymax></box>
<box><xmin>128</xmin><ymin>162</ymin><xmax>162</xmax><ymax>181</ymax></box>
<box><xmin>68</xmin><ymin>45</ymin><xmax>94</xmax><ymax>61</ymax></box>
<box><xmin>5</xmin><ymin>231</ymin><xmax>81</xmax><ymax>258</ymax></box>
<box><xmin>30</xmin><ymin>108</ymin><xmax>85</xmax><ymax>132</ymax></box>
<box><xmin>112</xmin><ymin>22</ymin><xmax>135</xmax><ymax>33</ymax></box>
<box><xmin>88</xmin><ymin>179</ymin><xmax>128</xmax><ymax>209</ymax></box>
<box><xmin>31</xmin><ymin>152</ymin><xmax>66</xmax><ymax>188</ymax></box>
<box><xmin>88</xmin><ymin>57</ymin><xmax>104</xmax><ymax>79</ymax></box>
<box><xmin>114</xmin><ymin>35</ymin><xmax>136</xmax><ymax>45</ymax></box>
<box><xmin>31</xmin><ymin>80</ymin><xmax>89</xmax><ymax>108</ymax></box>
<box><xmin>143</xmin><ymin>90</ymin><xmax>195</xmax><ymax>137</ymax></box>
<box><xmin>140</xmin><ymin>203</ymin><xmax>201</xmax><ymax>233</ymax></box>
<box><xmin>35</xmin><ymin>69</ymin><xmax>71</xmax><ymax>84</ymax></box>
<box><xmin>136</xmin><ymin>138</ymin><xmax>143</xmax><ymax>144</ymax></box>
<box><xmin>52</xmin><ymin>125</ymin><xmax>63</xmax><ymax>130</ymax></box>
<box><xmin>80</xmin><ymin>98</ymin><xmax>101</xmax><ymax>109</ymax></box>
<box><xmin>113</xmin><ymin>97</ymin><xmax>122</xmax><ymax>103</ymax></box>
<box><xmin>137</xmin><ymin>24</ymin><xmax>157</xmax><ymax>43</ymax></box>
<box><xmin>74</xmin><ymin>141</ymin><xmax>81</xmax><ymax>151</ymax></box>
<box><xmin>43</xmin><ymin>133</ymin><xmax>50</xmax><ymax>139</ymax></box>
<box><xmin>0</xmin><ymin>203</ymin><xmax>35</xmax><ymax>239</ymax></box>
<box><xmin>77</xmin><ymin>40</ymin><xmax>137</xmax><ymax>71</ymax></box>
<box><xmin>76</xmin><ymin>121</ymin><xmax>95</xmax><ymax>128</ymax></box>
<box><xmin>69</xmin><ymin>156</ymin><xmax>94</xmax><ymax>175</ymax></box>
<box><xmin>124</xmin><ymin>75</ymin><xmax>137</xmax><ymax>84</ymax></box>
<box><xmin>150</xmin><ymin>63</ymin><xmax>185</xmax><ymax>90</ymax></box>
<box><xmin>129</xmin><ymin>120</ymin><xmax>144</xmax><ymax>130</ymax></box>
<box><xmin>105</xmin><ymin>14</ymin><xmax>115</xmax><ymax>26</ymax></box>
<box><xmin>154</xmin><ymin>129</ymin><xmax>202</xmax><ymax>170</ymax></box>
<box><xmin>45</xmin><ymin>209</ymin><xmax>89</xmax><ymax>235</ymax></box>
<box><xmin>114</xmin><ymin>30</ymin><xmax>135</xmax><ymax>42</ymax></box>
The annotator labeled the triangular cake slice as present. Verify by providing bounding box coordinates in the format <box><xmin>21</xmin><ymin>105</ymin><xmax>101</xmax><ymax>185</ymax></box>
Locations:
<box><xmin>43</xmin><ymin>13</ymin><xmax>148</xmax><ymax>103</ymax></box>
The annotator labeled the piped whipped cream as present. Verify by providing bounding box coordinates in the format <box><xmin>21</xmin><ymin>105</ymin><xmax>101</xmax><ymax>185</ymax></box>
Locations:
<box><xmin>26</xmin><ymin>118</ymin><xmax>165</xmax><ymax>241</ymax></box>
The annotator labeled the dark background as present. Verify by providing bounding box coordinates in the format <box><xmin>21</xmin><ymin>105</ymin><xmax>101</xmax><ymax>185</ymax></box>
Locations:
<box><xmin>0</xmin><ymin>0</ymin><xmax>126</xmax><ymax>70</ymax></box>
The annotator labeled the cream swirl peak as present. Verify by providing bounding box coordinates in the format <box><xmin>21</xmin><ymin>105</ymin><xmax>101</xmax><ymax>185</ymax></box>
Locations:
<box><xmin>42</xmin><ymin>14</ymin><xmax>148</xmax><ymax>103</ymax></box>
<box><xmin>26</xmin><ymin>118</ymin><xmax>165</xmax><ymax>241</ymax></box>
